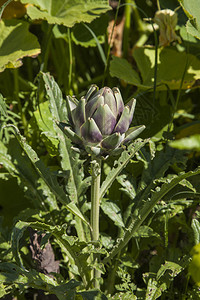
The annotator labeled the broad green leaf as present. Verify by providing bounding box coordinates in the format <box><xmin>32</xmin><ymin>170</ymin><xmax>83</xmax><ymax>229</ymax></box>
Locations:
<box><xmin>110</xmin><ymin>56</ymin><xmax>141</xmax><ymax>86</ymax></box>
<box><xmin>179</xmin><ymin>0</ymin><xmax>200</xmax><ymax>40</ymax></box>
<box><xmin>104</xmin><ymin>166</ymin><xmax>200</xmax><ymax>263</ymax></box>
<box><xmin>0</xmin><ymin>19</ymin><xmax>40</xmax><ymax>72</ymax></box>
<box><xmin>101</xmin><ymin>200</ymin><xmax>125</xmax><ymax>228</ymax></box>
<box><xmin>72</xmin><ymin>14</ymin><xmax>108</xmax><ymax>47</ymax></box>
<box><xmin>20</xmin><ymin>0</ymin><xmax>111</xmax><ymax>27</ymax></box>
<box><xmin>110</xmin><ymin>47</ymin><xmax>200</xmax><ymax>90</ymax></box>
<box><xmin>100</xmin><ymin>139</ymin><xmax>149</xmax><ymax>200</ymax></box>
<box><xmin>169</xmin><ymin>134</ymin><xmax>200</xmax><ymax>151</ymax></box>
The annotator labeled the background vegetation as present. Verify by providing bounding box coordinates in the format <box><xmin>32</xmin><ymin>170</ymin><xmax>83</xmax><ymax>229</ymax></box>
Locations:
<box><xmin>1</xmin><ymin>0</ymin><xmax>200</xmax><ymax>299</ymax></box>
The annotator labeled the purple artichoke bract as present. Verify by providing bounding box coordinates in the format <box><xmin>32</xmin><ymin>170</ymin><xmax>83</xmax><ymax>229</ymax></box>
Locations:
<box><xmin>57</xmin><ymin>85</ymin><xmax>145</xmax><ymax>156</ymax></box>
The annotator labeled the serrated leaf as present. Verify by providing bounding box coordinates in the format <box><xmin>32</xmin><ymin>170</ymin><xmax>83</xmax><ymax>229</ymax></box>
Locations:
<box><xmin>104</xmin><ymin>166</ymin><xmax>200</xmax><ymax>263</ymax></box>
<box><xmin>145</xmin><ymin>277</ymin><xmax>167</xmax><ymax>300</ymax></box>
<box><xmin>43</xmin><ymin>72</ymin><xmax>87</xmax><ymax>204</ymax></box>
<box><xmin>0</xmin><ymin>137</ymin><xmax>58</xmax><ymax>212</ymax></box>
<box><xmin>0</xmin><ymin>19</ymin><xmax>40</xmax><ymax>72</ymax></box>
<box><xmin>0</xmin><ymin>141</ymin><xmax>18</xmax><ymax>175</ymax></box>
<box><xmin>157</xmin><ymin>261</ymin><xmax>183</xmax><ymax>280</ymax></box>
<box><xmin>7</xmin><ymin>125</ymin><xmax>89</xmax><ymax>226</ymax></box>
<box><xmin>0</xmin><ymin>94</ymin><xmax>7</xmax><ymax>117</ymax></box>
<box><xmin>33</xmin><ymin>101</ymin><xmax>59</xmax><ymax>156</ymax></box>
<box><xmin>136</xmin><ymin>146</ymin><xmax>186</xmax><ymax>202</ymax></box>
<box><xmin>20</xmin><ymin>0</ymin><xmax>111</xmax><ymax>27</ymax></box>
<box><xmin>11</xmin><ymin>220</ymin><xmax>91</xmax><ymax>286</ymax></box>
<box><xmin>0</xmin><ymin>262</ymin><xmax>81</xmax><ymax>299</ymax></box>
<box><xmin>117</xmin><ymin>171</ymin><xmax>137</xmax><ymax>200</ymax></box>
<box><xmin>133</xmin><ymin>226</ymin><xmax>160</xmax><ymax>239</ymax></box>
<box><xmin>100</xmin><ymin>139</ymin><xmax>149</xmax><ymax>200</ymax></box>
<box><xmin>101</xmin><ymin>200</ymin><xmax>125</xmax><ymax>228</ymax></box>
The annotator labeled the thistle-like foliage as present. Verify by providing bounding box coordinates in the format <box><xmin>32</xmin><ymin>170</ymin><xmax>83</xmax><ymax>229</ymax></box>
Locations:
<box><xmin>57</xmin><ymin>85</ymin><xmax>145</xmax><ymax>157</ymax></box>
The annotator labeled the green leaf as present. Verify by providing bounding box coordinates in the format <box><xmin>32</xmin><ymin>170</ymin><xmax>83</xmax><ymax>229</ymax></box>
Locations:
<box><xmin>191</xmin><ymin>219</ymin><xmax>200</xmax><ymax>245</ymax></box>
<box><xmin>117</xmin><ymin>171</ymin><xmax>137</xmax><ymax>200</ymax></box>
<box><xmin>133</xmin><ymin>146</ymin><xmax>186</xmax><ymax>211</ymax></box>
<box><xmin>0</xmin><ymin>19</ymin><xmax>40</xmax><ymax>72</ymax></box>
<box><xmin>133</xmin><ymin>226</ymin><xmax>161</xmax><ymax>239</ymax></box>
<box><xmin>0</xmin><ymin>94</ymin><xmax>7</xmax><ymax>117</ymax></box>
<box><xmin>78</xmin><ymin>289</ymin><xmax>108</xmax><ymax>299</ymax></box>
<box><xmin>169</xmin><ymin>134</ymin><xmax>200</xmax><ymax>151</ymax></box>
<box><xmin>101</xmin><ymin>200</ymin><xmax>125</xmax><ymax>228</ymax></box>
<box><xmin>0</xmin><ymin>137</ymin><xmax>58</xmax><ymax>212</ymax></box>
<box><xmin>156</xmin><ymin>261</ymin><xmax>183</xmax><ymax>280</ymax></box>
<box><xmin>110</xmin><ymin>56</ymin><xmax>141</xmax><ymax>86</ymax></box>
<box><xmin>0</xmin><ymin>262</ymin><xmax>81</xmax><ymax>299</ymax></box>
<box><xmin>33</xmin><ymin>101</ymin><xmax>59</xmax><ymax>156</ymax></box>
<box><xmin>179</xmin><ymin>0</ymin><xmax>200</xmax><ymax>40</ymax></box>
<box><xmin>110</xmin><ymin>47</ymin><xmax>200</xmax><ymax>90</ymax></box>
<box><xmin>100</xmin><ymin>139</ymin><xmax>149</xmax><ymax>200</ymax></box>
<box><xmin>104</xmin><ymin>166</ymin><xmax>200</xmax><ymax>263</ymax></box>
<box><xmin>72</xmin><ymin>14</ymin><xmax>108</xmax><ymax>47</ymax></box>
<box><xmin>11</xmin><ymin>220</ymin><xmax>91</xmax><ymax>286</ymax></box>
<box><xmin>20</xmin><ymin>0</ymin><xmax>111</xmax><ymax>27</ymax></box>
<box><xmin>43</xmin><ymin>72</ymin><xmax>84</xmax><ymax>204</ymax></box>
<box><xmin>145</xmin><ymin>277</ymin><xmax>167</xmax><ymax>300</ymax></box>
<box><xmin>7</xmin><ymin>125</ymin><xmax>89</xmax><ymax>226</ymax></box>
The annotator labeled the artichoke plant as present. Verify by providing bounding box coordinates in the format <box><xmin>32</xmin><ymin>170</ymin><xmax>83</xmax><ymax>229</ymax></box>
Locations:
<box><xmin>57</xmin><ymin>85</ymin><xmax>145</xmax><ymax>157</ymax></box>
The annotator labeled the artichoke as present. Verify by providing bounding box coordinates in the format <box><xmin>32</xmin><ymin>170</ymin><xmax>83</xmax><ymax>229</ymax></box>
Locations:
<box><xmin>57</xmin><ymin>85</ymin><xmax>145</xmax><ymax>157</ymax></box>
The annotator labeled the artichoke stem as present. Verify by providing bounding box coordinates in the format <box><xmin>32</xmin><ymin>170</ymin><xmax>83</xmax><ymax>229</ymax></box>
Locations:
<box><xmin>90</xmin><ymin>158</ymin><xmax>102</xmax><ymax>288</ymax></box>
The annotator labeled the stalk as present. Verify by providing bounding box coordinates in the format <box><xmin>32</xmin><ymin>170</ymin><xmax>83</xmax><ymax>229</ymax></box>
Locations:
<box><xmin>123</xmin><ymin>0</ymin><xmax>132</xmax><ymax>58</ymax></box>
<box><xmin>90</xmin><ymin>158</ymin><xmax>102</xmax><ymax>288</ymax></box>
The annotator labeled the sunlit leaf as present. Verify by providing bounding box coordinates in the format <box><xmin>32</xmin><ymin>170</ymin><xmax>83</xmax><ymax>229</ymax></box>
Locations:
<box><xmin>179</xmin><ymin>0</ymin><xmax>200</xmax><ymax>40</ymax></box>
<box><xmin>110</xmin><ymin>47</ymin><xmax>200</xmax><ymax>90</ymax></box>
<box><xmin>101</xmin><ymin>200</ymin><xmax>125</xmax><ymax>228</ymax></box>
<box><xmin>169</xmin><ymin>134</ymin><xmax>200</xmax><ymax>151</ymax></box>
<box><xmin>20</xmin><ymin>0</ymin><xmax>111</xmax><ymax>27</ymax></box>
<box><xmin>0</xmin><ymin>19</ymin><xmax>40</xmax><ymax>72</ymax></box>
<box><xmin>33</xmin><ymin>101</ymin><xmax>59</xmax><ymax>156</ymax></box>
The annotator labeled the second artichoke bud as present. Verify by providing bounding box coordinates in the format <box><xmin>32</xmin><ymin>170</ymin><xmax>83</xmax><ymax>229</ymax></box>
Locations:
<box><xmin>58</xmin><ymin>85</ymin><xmax>145</xmax><ymax>157</ymax></box>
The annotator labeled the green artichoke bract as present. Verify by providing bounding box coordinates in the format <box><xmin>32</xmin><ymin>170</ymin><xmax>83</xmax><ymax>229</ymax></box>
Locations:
<box><xmin>57</xmin><ymin>85</ymin><xmax>145</xmax><ymax>156</ymax></box>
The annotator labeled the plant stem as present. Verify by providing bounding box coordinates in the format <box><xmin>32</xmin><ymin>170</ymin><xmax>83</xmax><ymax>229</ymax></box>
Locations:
<box><xmin>123</xmin><ymin>0</ymin><xmax>131</xmax><ymax>58</ymax></box>
<box><xmin>90</xmin><ymin>158</ymin><xmax>102</xmax><ymax>288</ymax></box>
<box><xmin>67</xmin><ymin>27</ymin><xmax>73</xmax><ymax>94</ymax></box>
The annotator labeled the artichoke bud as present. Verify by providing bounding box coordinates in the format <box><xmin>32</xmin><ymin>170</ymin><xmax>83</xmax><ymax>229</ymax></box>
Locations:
<box><xmin>58</xmin><ymin>86</ymin><xmax>145</xmax><ymax>157</ymax></box>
